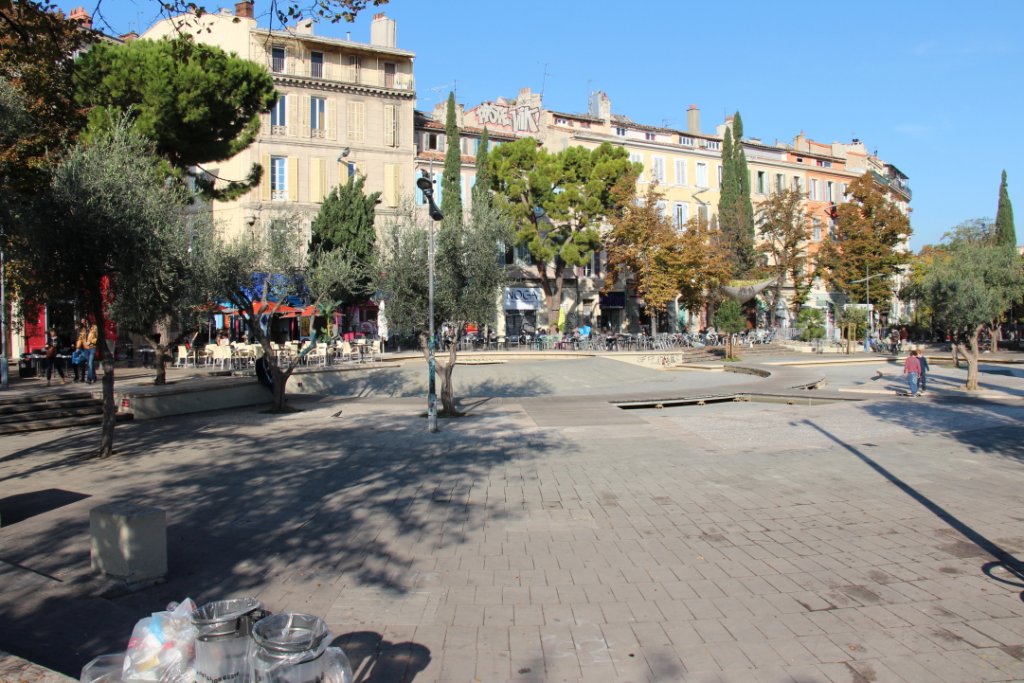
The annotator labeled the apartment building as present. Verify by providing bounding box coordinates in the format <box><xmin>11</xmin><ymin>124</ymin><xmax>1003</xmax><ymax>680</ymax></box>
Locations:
<box><xmin>743</xmin><ymin>131</ymin><xmax>912</xmax><ymax>330</ymax></box>
<box><xmin>142</xmin><ymin>4</ymin><xmax>416</xmax><ymax>241</ymax></box>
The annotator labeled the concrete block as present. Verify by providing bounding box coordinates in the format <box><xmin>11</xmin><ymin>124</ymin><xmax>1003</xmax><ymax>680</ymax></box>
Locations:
<box><xmin>90</xmin><ymin>503</ymin><xmax>167</xmax><ymax>581</ymax></box>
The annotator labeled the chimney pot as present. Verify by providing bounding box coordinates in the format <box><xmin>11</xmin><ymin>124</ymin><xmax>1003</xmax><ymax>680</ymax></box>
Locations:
<box><xmin>234</xmin><ymin>1</ymin><xmax>253</xmax><ymax>18</ymax></box>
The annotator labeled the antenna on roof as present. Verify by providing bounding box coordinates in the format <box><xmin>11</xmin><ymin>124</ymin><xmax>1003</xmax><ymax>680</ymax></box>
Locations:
<box><xmin>540</xmin><ymin>62</ymin><xmax>549</xmax><ymax>100</ymax></box>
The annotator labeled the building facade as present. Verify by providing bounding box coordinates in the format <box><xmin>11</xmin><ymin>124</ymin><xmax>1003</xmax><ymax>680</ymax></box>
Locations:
<box><xmin>142</xmin><ymin>4</ymin><xmax>416</xmax><ymax>243</ymax></box>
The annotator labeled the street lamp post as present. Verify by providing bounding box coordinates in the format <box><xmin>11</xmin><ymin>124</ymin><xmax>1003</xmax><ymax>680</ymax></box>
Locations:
<box><xmin>0</xmin><ymin>226</ymin><xmax>7</xmax><ymax>389</ymax></box>
<box><xmin>416</xmin><ymin>176</ymin><xmax>444</xmax><ymax>432</ymax></box>
<box><xmin>852</xmin><ymin>267</ymin><xmax>885</xmax><ymax>352</ymax></box>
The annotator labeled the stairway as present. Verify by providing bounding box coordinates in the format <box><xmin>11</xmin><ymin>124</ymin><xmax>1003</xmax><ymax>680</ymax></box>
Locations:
<box><xmin>0</xmin><ymin>390</ymin><xmax>111</xmax><ymax>435</ymax></box>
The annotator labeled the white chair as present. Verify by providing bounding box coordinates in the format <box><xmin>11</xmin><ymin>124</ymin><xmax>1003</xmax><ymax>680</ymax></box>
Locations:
<box><xmin>368</xmin><ymin>340</ymin><xmax>383</xmax><ymax>362</ymax></box>
<box><xmin>339</xmin><ymin>341</ymin><xmax>358</xmax><ymax>363</ymax></box>
<box><xmin>306</xmin><ymin>342</ymin><xmax>328</xmax><ymax>366</ymax></box>
<box><xmin>174</xmin><ymin>345</ymin><xmax>190</xmax><ymax>368</ymax></box>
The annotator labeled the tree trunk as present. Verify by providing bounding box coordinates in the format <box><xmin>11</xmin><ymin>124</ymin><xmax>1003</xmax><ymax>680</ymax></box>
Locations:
<box><xmin>270</xmin><ymin>364</ymin><xmax>292</xmax><ymax>411</ymax></box>
<box><xmin>991</xmin><ymin>322</ymin><xmax>1000</xmax><ymax>353</ymax></box>
<box><xmin>439</xmin><ymin>326</ymin><xmax>461</xmax><ymax>416</ymax></box>
<box><xmin>153</xmin><ymin>347</ymin><xmax>167</xmax><ymax>385</ymax></box>
<box><xmin>964</xmin><ymin>327</ymin><xmax>983</xmax><ymax>391</ymax></box>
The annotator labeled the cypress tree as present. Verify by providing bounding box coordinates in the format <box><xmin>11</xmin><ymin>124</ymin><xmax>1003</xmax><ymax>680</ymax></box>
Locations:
<box><xmin>717</xmin><ymin>111</ymin><xmax>756</xmax><ymax>276</ymax></box>
<box><xmin>441</xmin><ymin>91</ymin><xmax>462</xmax><ymax>223</ymax></box>
<box><xmin>473</xmin><ymin>127</ymin><xmax>492</xmax><ymax>209</ymax></box>
<box><xmin>995</xmin><ymin>170</ymin><xmax>1017</xmax><ymax>250</ymax></box>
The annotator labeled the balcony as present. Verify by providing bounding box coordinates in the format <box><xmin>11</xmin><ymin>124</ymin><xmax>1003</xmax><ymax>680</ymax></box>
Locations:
<box><xmin>871</xmin><ymin>170</ymin><xmax>912</xmax><ymax>200</ymax></box>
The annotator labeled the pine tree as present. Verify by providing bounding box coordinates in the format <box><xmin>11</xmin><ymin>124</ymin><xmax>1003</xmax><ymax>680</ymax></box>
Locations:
<box><xmin>441</xmin><ymin>91</ymin><xmax>462</xmax><ymax>224</ymax></box>
<box><xmin>473</xmin><ymin>127</ymin><xmax>492</xmax><ymax>209</ymax></box>
<box><xmin>995</xmin><ymin>170</ymin><xmax>1017</xmax><ymax>251</ymax></box>
<box><xmin>716</xmin><ymin>111</ymin><xmax>756</xmax><ymax>277</ymax></box>
<box><xmin>310</xmin><ymin>174</ymin><xmax>379</xmax><ymax>307</ymax></box>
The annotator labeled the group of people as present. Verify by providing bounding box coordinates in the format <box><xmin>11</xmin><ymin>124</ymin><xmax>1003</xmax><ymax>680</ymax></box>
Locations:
<box><xmin>41</xmin><ymin>318</ymin><xmax>98</xmax><ymax>386</ymax></box>
<box><xmin>901</xmin><ymin>347</ymin><xmax>930</xmax><ymax>397</ymax></box>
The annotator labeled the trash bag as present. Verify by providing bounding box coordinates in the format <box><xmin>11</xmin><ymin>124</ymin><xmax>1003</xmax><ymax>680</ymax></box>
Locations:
<box><xmin>122</xmin><ymin>599</ymin><xmax>198</xmax><ymax>683</ymax></box>
<box><xmin>81</xmin><ymin>653</ymin><xmax>126</xmax><ymax>683</ymax></box>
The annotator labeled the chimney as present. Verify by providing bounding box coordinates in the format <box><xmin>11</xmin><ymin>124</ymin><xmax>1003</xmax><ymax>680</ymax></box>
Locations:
<box><xmin>686</xmin><ymin>104</ymin><xmax>700</xmax><ymax>134</ymax></box>
<box><xmin>69</xmin><ymin>6</ymin><xmax>92</xmax><ymax>29</ymax></box>
<box><xmin>234</xmin><ymin>0</ymin><xmax>253</xmax><ymax>18</ymax></box>
<box><xmin>370</xmin><ymin>13</ymin><xmax>396</xmax><ymax>48</ymax></box>
<box><xmin>588</xmin><ymin>91</ymin><xmax>611</xmax><ymax>122</ymax></box>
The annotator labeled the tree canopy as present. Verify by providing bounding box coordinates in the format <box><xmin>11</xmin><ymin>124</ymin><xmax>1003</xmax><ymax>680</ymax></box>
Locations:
<box><xmin>490</xmin><ymin>138</ymin><xmax>638</xmax><ymax>331</ymax></box>
<box><xmin>756</xmin><ymin>188</ymin><xmax>812</xmax><ymax>321</ymax></box>
<box><xmin>922</xmin><ymin>238</ymin><xmax>1024</xmax><ymax>389</ymax></box>
<box><xmin>604</xmin><ymin>184</ymin><xmax>682</xmax><ymax>332</ymax></box>
<box><xmin>440</xmin><ymin>91</ymin><xmax>462</xmax><ymax>224</ymax></box>
<box><xmin>74</xmin><ymin>36</ymin><xmax>277</xmax><ymax>199</ymax></box>
<box><xmin>0</xmin><ymin>2</ymin><xmax>91</xmax><ymax>195</ymax></box>
<box><xmin>716</xmin><ymin>112</ymin><xmax>756</xmax><ymax>276</ymax></box>
<box><xmin>674</xmin><ymin>215</ymin><xmax>732</xmax><ymax>321</ymax></box>
<box><xmin>23</xmin><ymin>117</ymin><xmax>208</xmax><ymax>454</ymax></box>
<box><xmin>310</xmin><ymin>173</ymin><xmax>378</xmax><ymax>308</ymax></box>
<box><xmin>995</xmin><ymin>170</ymin><xmax>1016</xmax><ymax>251</ymax></box>
<box><xmin>815</xmin><ymin>172</ymin><xmax>912</xmax><ymax>311</ymax></box>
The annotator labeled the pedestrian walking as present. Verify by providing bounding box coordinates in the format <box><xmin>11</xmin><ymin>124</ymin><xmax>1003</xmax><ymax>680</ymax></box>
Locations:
<box><xmin>74</xmin><ymin>320</ymin><xmax>88</xmax><ymax>382</ymax></box>
<box><xmin>42</xmin><ymin>328</ymin><xmax>66</xmax><ymax>386</ymax></box>
<box><xmin>917</xmin><ymin>347</ymin><xmax>930</xmax><ymax>394</ymax></box>
<box><xmin>903</xmin><ymin>349</ymin><xmax>922</xmax><ymax>397</ymax></box>
<box><xmin>79</xmin><ymin>318</ymin><xmax>98</xmax><ymax>384</ymax></box>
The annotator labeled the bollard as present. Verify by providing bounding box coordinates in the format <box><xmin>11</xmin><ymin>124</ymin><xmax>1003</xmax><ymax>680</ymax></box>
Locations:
<box><xmin>89</xmin><ymin>503</ymin><xmax>166</xmax><ymax>581</ymax></box>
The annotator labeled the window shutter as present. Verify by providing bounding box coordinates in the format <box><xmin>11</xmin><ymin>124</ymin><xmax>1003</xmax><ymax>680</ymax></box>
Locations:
<box><xmin>326</xmin><ymin>99</ymin><xmax>336</xmax><ymax>140</ymax></box>
<box><xmin>383</xmin><ymin>163</ymin><xmax>399</xmax><ymax>207</ymax></box>
<box><xmin>309</xmin><ymin>158</ymin><xmax>322</xmax><ymax>203</ymax></box>
<box><xmin>286</xmin><ymin>93</ymin><xmax>298</xmax><ymax>137</ymax></box>
<box><xmin>384</xmin><ymin>104</ymin><xmax>396</xmax><ymax>147</ymax></box>
<box><xmin>287</xmin><ymin>157</ymin><xmax>298</xmax><ymax>202</ymax></box>
<box><xmin>347</xmin><ymin>101</ymin><xmax>365</xmax><ymax>142</ymax></box>
<box><xmin>414</xmin><ymin>172</ymin><xmax>424</xmax><ymax>205</ymax></box>
<box><xmin>301</xmin><ymin>96</ymin><xmax>311</xmax><ymax>138</ymax></box>
<box><xmin>260</xmin><ymin>154</ymin><xmax>272</xmax><ymax>201</ymax></box>
<box><xmin>339</xmin><ymin>161</ymin><xmax>350</xmax><ymax>185</ymax></box>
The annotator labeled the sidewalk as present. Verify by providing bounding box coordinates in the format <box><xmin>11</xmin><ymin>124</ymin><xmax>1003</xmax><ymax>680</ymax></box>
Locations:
<box><xmin>1</xmin><ymin>356</ymin><xmax>1023</xmax><ymax>682</ymax></box>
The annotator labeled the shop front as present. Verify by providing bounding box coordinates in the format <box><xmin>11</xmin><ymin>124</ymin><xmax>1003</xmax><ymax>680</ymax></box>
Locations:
<box><xmin>598</xmin><ymin>291</ymin><xmax>625</xmax><ymax>332</ymax></box>
<box><xmin>503</xmin><ymin>286</ymin><xmax>544</xmax><ymax>340</ymax></box>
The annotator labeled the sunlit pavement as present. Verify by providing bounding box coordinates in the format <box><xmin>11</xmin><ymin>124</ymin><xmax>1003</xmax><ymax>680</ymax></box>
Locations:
<box><xmin>1</xmin><ymin>355</ymin><xmax>1023</xmax><ymax>682</ymax></box>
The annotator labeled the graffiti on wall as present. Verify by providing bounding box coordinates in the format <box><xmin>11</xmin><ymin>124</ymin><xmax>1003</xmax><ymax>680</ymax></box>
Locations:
<box><xmin>472</xmin><ymin>102</ymin><xmax>541</xmax><ymax>134</ymax></box>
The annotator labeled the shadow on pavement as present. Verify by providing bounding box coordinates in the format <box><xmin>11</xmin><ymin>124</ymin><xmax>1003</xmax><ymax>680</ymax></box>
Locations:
<box><xmin>800</xmin><ymin>419</ymin><xmax>1024</xmax><ymax>599</ymax></box>
<box><xmin>0</xmin><ymin>488</ymin><xmax>91</xmax><ymax>525</ymax></box>
<box><xmin>0</xmin><ymin>389</ymin><xmax>560</xmax><ymax>677</ymax></box>
<box><xmin>335</xmin><ymin>631</ymin><xmax>431</xmax><ymax>683</ymax></box>
<box><xmin>857</xmin><ymin>396</ymin><xmax>1024</xmax><ymax>462</ymax></box>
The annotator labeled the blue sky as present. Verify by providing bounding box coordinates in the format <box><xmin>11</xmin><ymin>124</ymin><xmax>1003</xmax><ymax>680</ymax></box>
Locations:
<box><xmin>71</xmin><ymin>0</ymin><xmax>1023</xmax><ymax>251</ymax></box>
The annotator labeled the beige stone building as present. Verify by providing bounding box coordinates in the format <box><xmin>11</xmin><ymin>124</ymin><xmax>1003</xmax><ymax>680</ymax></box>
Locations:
<box><xmin>142</xmin><ymin>3</ymin><xmax>416</xmax><ymax>241</ymax></box>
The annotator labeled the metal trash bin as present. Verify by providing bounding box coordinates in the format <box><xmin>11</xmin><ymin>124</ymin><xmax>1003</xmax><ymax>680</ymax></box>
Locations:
<box><xmin>18</xmin><ymin>356</ymin><xmax>36</xmax><ymax>378</ymax></box>
<box><xmin>250</xmin><ymin>613</ymin><xmax>352</xmax><ymax>683</ymax></box>
<box><xmin>193</xmin><ymin>598</ymin><xmax>267</xmax><ymax>683</ymax></box>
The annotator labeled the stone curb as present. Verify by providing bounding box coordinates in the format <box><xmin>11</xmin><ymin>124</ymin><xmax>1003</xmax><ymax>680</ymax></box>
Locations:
<box><xmin>0</xmin><ymin>651</ymin><xmax>75</xmax><ymax>683</ymax></box>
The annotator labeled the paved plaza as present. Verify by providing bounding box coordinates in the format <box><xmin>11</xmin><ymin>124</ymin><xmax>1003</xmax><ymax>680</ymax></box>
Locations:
<box><xmin>1</xmin><ymin>355</ymin><xmax>1023</xmax><ymax>682</ymax></box>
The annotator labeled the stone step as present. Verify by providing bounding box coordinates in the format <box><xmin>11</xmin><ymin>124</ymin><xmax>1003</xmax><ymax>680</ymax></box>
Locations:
<box><xmin>0</xmin><ymin>390</ymin><xmax>94</xmax><ymax>407</ymax></box>
<box><xmin>0</xmin><ymin>404</ymin><xmax>104</xmax><ymax>426</ymax></box>
<box><xmin>0</xmin><ymin>397</ymin><xmax>101</xmax><ymax>416</ymax></box>
<box><xmin>0</xmin><ymin>411</ymin><xmax>132</xmax><ymax>435</ymax></box>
